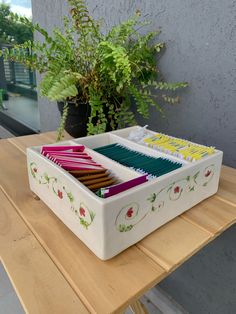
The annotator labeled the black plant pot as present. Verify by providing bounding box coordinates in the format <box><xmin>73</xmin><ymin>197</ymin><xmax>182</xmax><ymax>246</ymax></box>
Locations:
<box><xmin>58</xmin><ymin>101</ymin><xmax>119</xmax><ymax>138</ymax></box>
<box><xmin>58</xmin><ymin>101</ymin><xmax>90</xmax><ymax>138</ymax></box>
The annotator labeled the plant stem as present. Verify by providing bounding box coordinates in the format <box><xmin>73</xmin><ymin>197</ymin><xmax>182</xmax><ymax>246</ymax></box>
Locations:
<box><xmin>56</xmin><ymin>102</ymin><xmax>69</xmax><ymax>141</ymax></box>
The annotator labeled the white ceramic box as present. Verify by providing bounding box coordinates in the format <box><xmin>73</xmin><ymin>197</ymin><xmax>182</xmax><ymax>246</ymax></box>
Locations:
<box><xmin>27</xmin><ymin>126</ymin><xmax>223</xmax><ymax>260</ymax></box>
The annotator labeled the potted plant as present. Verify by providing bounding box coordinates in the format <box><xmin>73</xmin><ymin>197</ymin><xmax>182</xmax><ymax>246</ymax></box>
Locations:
<box><xmin>0</xmin><ymin>0</ymin><xmax>187</xmax><ymax>140</ymax></box>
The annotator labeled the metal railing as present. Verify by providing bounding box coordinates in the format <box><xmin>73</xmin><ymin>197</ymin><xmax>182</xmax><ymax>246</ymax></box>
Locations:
<box><xmin>1</xmin><ymin>44</ymin><xmax>36</xmax><ymax>89</ymax></box>
<box><xmin>4</xmin><ymin>59</ymin><xmax>36</xmax><ymax>87</ymax></box>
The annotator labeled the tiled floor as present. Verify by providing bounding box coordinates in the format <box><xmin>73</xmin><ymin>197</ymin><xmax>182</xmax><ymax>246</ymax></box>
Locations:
<box><xmin>0</xmin><ymin>126</ymin><xmax>14</xmax><ymax>139</ymax></box>
<box><xmin>1</xmin><ymin>95</ymin><xmax>40</xmax><ymax>131</ymax></box>
<box><xmin>0</xmin><ymin>263</ymin><xmax>25</xmax><ymax>314</ymax></box>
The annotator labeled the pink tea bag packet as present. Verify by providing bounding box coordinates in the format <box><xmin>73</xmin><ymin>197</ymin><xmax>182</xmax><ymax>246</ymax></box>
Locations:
<box><xmin>49</xmin><ymin>156</ymin><xmax>101</xmax><ymax>166</ymax></box>
<box><xmin>41</xmin><ymin>145</ymin><xmax>85</xmax><ymax>154</ymax></box>
<box><xmin>45</xmin><ymin>152</ymin><xmax>90</xmax><ymax>158</ymax></box>
<box><xmin>58</xmin><ymin>163</ymin><xmax>104</xmax><ymax>171</ymax></box>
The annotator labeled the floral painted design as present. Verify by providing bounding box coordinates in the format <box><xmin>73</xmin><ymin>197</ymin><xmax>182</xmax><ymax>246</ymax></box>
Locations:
<box><xmin>205</xmin><ymin>170</ymin><xmax>211</xmax><ymax>177</ymax></box>
<box><xmin>75</xmin><ymin>202</ymin><xmax>95</xmax><ymax>229</ymax></box>
<box><xmin>57</xmin><ymin>189</ymin><xmax>63</xmax><ymax>199</ymax></box>
<box><xmin>126</xmin><ymin>207</ymin><xmax>134</xmax><ymax>218</ymax></box>
<box><xmin>203</xmin><ymin>165</ymin><xmax>214</xmax><ymax>186</ymax></box>
<box><xmin>115</xmin><ymin>164</ymin><xmax>215</xmax><ymax>232</ymax></box>
<box><xmin>79</xmin><ymin>206</ymin><xmax>86</xmax><ymax>217</ymax></box>
<box><xmin>174</xmin><ymin>186</ymin><xmax>180</xmax><ymax>194</ymax></box>
<box><xmin>29</xmin><ymin>162</ymin><xmax>95</xmax><ymax>229</ymax></box>
<box><xmin>115</xmin><ymin>202</ymin><xmax>148</xmax><ymax>232</ymax></box>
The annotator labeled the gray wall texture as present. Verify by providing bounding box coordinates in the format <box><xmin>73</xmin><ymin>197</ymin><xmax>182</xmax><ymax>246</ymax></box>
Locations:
<box><xmin>32</xmin><ymin>0</ymin><xmax>236</xmax><ymax>167</ymax></box>
<box><xmin>31</xmin><ymin>1</ymin><xmax>236</xmax><ymax>313</ymax></box>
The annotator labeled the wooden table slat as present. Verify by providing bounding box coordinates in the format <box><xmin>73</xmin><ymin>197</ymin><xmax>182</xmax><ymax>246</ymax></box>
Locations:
<box><xmin>137</xmin><ymin>217</ymin><xmax>212</xmax><ymax>271</ymax></box>
<box><xmin>8</xmin><ymin>131</ymin><xmax>72</xmax><ymax>154</ymax></box>
<box><xmin>1</xmin><ymin>132</ymin><xmax>235</xmax><ymax>314</ymax></box>
<box><xmin>217</xmin><ymin>165</ymin><xmax>236</xmax><ymax>205</ymax></box>
<box><xmin>43</xmin><ymin>131</ymin><xmax>73</xmax><ymax>142</ymax></box>
<box><xmin>0</xmin><ymin>138</ymin><xmax>166</xmax><ymax>314</ymax></box>
<box><xmin>182</xmin><ymin>196</ymin><xmax>236</xmax><ymax>235</ymax></box>
<box><xmin>0</xmin><ymin>189</ymin><xmax>88</xmax><ymax>314</ymax></box>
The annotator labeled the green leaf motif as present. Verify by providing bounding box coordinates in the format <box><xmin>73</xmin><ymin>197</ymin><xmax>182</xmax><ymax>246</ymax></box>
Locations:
<box><xmin>79</xmin><ymin>218</ymin><xmax>90</xmax><ymax>229</ymax></box>
<box><xmin>147</xmin><ymin>193</ymin><xmax>156</xmax><ymax>203</ymax></box>
<box><xmin>67</xmin><ymin>192</ymin><xmax>74</xmax><ymax>203</ymax></box>
<box><xmin>29</xmin><ymin>161</ymin><xmax>95</xmax><ymax>229</ymax></box>
<box><xmin>90</xmin><ymin>211</ymin><xmax>96</xmax><ymax>222</ymax></box>
<box><xmin>151</xmin><ymin>205</ymin><xmax>157</xmax><ymax>212</ymax></box>
<box><xmin>117</xmin><ymin>165</ymin><xmax>215</xmax><ymax>232</ymax></box>
<box><xmin>30</xmin><ymin>168</ymin><xmax>36</xmax><ymax>178</ymax></box>
<box><xmin>44</xmin><ymin>173</ymin><xmax>50</xmax><ymax>183</ymax></box>
<box><xmin>118</xmin><ymin>224</ymin><xmax>133</xmax><ymax>232</ymax></box>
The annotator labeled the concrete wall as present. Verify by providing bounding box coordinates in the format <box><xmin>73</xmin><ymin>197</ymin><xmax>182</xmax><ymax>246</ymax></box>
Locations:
<box><xmin>32</xmin><ymin>0</ymin><xmax>236</xmax><ymax>167</ymax></box>
<box><xmin>31</xmin><ymin>1</ymin><xmax>64</xmax><ymax>132</ymax></box>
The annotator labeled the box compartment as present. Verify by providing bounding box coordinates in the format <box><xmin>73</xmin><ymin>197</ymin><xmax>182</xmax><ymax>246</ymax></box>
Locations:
<box><xmin>27</xmin><ymin>127</ymin><xmax>223</xmax><ymax>260</ymax></box>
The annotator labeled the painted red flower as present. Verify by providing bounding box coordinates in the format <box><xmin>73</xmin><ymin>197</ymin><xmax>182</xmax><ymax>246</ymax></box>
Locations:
<box><xmin>57</xmin><ymin>190</ymin><xmax>63</xmax><ymax>199</ymax></box>
<box><xmin>79</xmin><ymin>207</ymin><xmax>86</xmax><ymax>217</ymax></box>
<box><xmin>33</xmin><ymin>167</ymin><xmax>37</xmax><ymax>173</ymax></box>
<box><xmin>205</xmin><ymin>170</ymin><xmax>211</xmax><ymax>177</ymax></box>
<box><xmin>126</xmin><ymin>207</ymin><xmax>134</xmax><ymax>218</ymax></box>
<box><xmin>174</xmin><ymin>186</ymin><xmax>180</xmax><ymax>194</ymax></box>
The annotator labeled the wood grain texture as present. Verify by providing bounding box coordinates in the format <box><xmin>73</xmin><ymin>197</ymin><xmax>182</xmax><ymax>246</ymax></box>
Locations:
<box><xmin>1</xmin><ymin>133</ymin><xmax>236</xmax><ymax>314</ymax></box>
<box><xmin>137</xmin><ymin>217</ymin><xmax>212</xmax><ymax>272</ymax></box>
<box><xmin>217</xmin><ymin>165</ymin><xmax>236</xmax><ymax>204</ymax></box>
<box><xmin>8</xmin><ymin>133</ymin><xmax>54</xmax><ymax>154</ymax></box>
<box><xmin>182</xmin><ymin>197</ymin><xmax>236</xmax><ymax>235</ymax></box>
<box><xmin>0</xmin><ymin>189</ymin><xmax>88</xmax><ymax>314</ymax></box>
<box><xmin>43</xmin><ymin>131</ymin><xmax>73</xmax><ymax>142</ymax></box>
<box><xmin>0</xmin><ymin>139</ymin><xmax>166</xmax><ymax>314</ymax></box>
<box><xmin>8</xmin><ymin>131</ymin><xmax>72</xmax><ymax>154</ymax></box>
<box><xmin>129</xmin><ymin>300</ymin><xmax>148</xmax><ymax>314</ymax></box>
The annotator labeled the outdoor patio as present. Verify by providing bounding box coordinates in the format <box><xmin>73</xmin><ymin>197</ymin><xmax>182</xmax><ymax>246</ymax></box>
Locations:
<box><xmin>0</xmin><ymin>1</ymin><xmax>235</xmax><ymax>314</ymax></box>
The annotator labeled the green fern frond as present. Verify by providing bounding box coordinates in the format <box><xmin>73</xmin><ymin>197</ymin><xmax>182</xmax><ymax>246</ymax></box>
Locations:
<box><xmin>3</xmin><ymin>1</ymin><xmax>188</xmax><ymax>138</ymax></box>
<box><xmin>47</xmin><ymin>74</ymin><xmax>79</xmax><ymax>101</ymax></box>
<box><xmin>106</xmin><ymin>14</ymin><xmax>139</xmax><ymax>44</ymax></box>
<box><xmin>154</xmin><ymin>42</ymin><xmax>165</xmax><ymax>52</ymax></box>
<box><xmin>128</xmin><ymin>31</ymin><xmax>162</xmax><ymax>82</ymax></box>
<box><xmin>129</xmin><ymin>85</ymin><xmax>164</xmax><ymax>118</ymax></box>
<box><xmin>68</xmin><ymin>0</ymin><xmax>101</xmax><ymax>40</ymax></box>
<box><xmin>40</xmin><ymin>69</ymin><xmax>81</xmax><ymax>101</ymax></box>
<box><xmin>129</xmin><ymin>85</ymin><xmax>150</xmax><ymax>118</ymax></box>
<box><xmin>39</xmin><ymin>63</ymin><xmax>63</xmax><ymax>96</ymax></box>
<box><xmin>97</xmin><ymin>41</ymin><xmax>131</xmax><ymax>90</ymax></box>
<box><xmin>87</xmin><ymin>88</ymin><xmax>107</xmax><ymax>135</ymax></box>
<box><xmin>117</xmin><ymin>102</ymin><xmax>137</xmax><ymax>128</ymax></box>
<box><xmin>162</xmin><ymin>95</ymin><xmax>180</xmax><ymax>104</ymax></box>
<box><xmin>146</xmin><ymin>81</ymin><xmax>188</xmax><ymax>91</ymax></box>
<box><xmin>119</xmin><ymin>110</ymin><xmax>136</xmax><ymax>127</ymax></box>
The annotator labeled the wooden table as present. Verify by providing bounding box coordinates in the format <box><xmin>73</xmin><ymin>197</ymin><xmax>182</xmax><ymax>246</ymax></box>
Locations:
<box><xmin>0</xmin><ymin>132</ymin><xmax>235</xmax><ymax>314</ymax></box>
